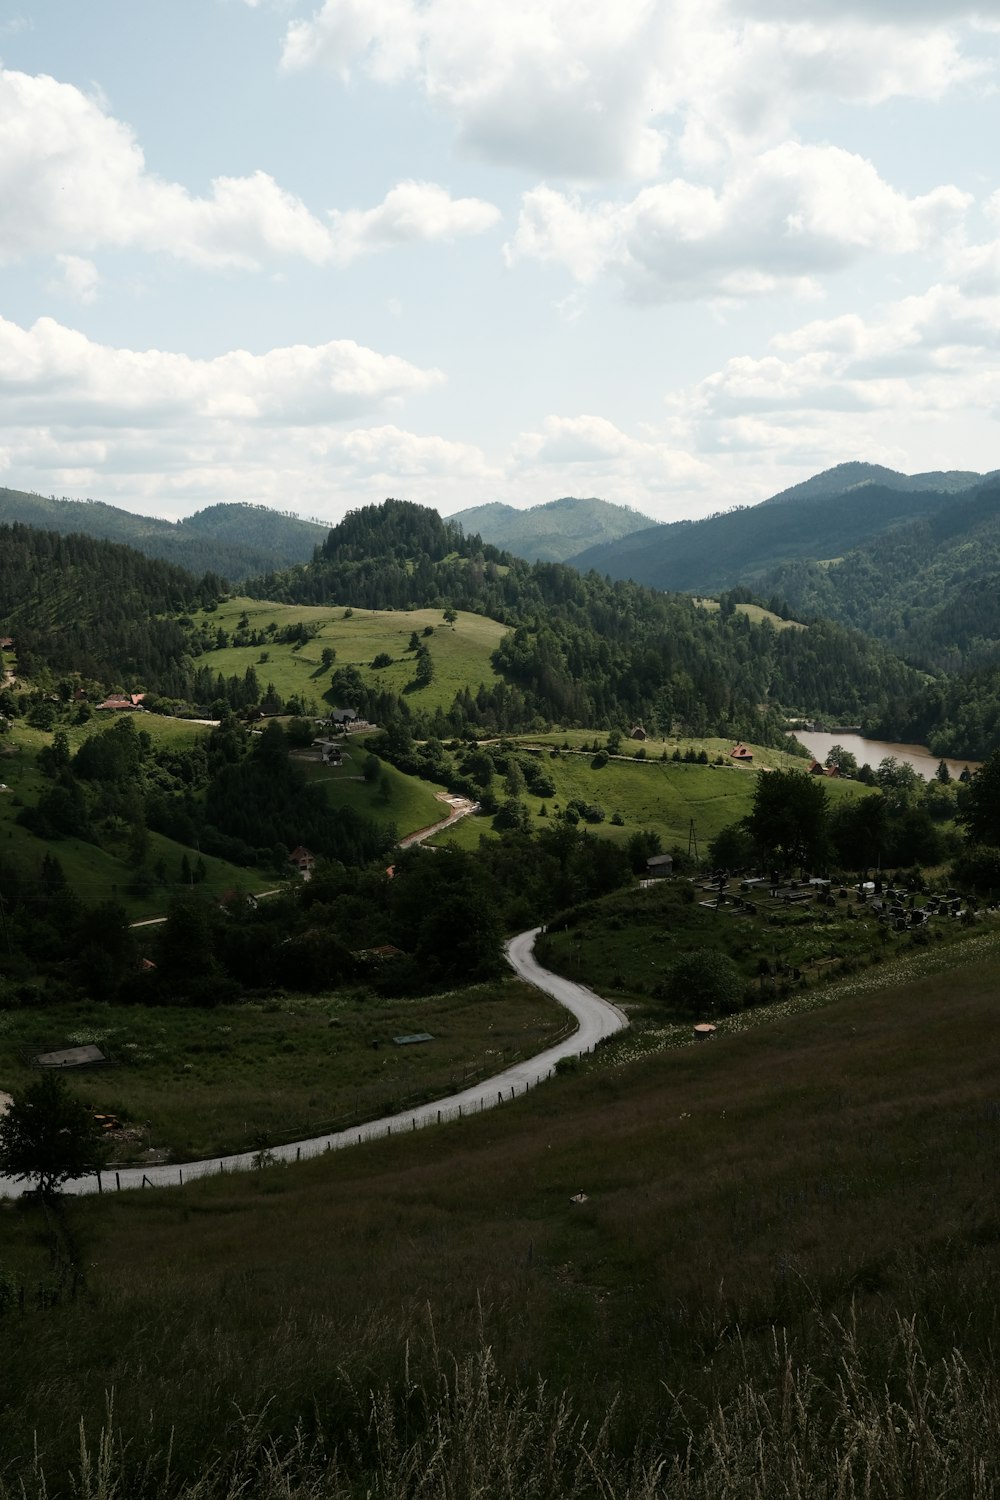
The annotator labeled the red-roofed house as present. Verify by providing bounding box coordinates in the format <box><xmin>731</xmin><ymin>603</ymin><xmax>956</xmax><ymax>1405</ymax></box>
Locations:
<box><xmin>288</xmin><ymin>845</ymin><xmax>315</xmax><ymax>875</ymax></box>
<box><xmin>730</xmin><ymin>743</ymin><xmax>754</xmax><ymax>762</ymax></box>
<box><xmin>96</xmin><ymin>692</ymin><xmax>146</xmax><ymax>711</ymax></box>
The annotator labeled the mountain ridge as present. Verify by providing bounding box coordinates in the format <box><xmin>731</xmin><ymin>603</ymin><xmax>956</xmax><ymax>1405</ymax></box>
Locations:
<box><xmin>448</xmin><ymin>495</ymin><xmax>654</xmax><ymax>563</ymax></box>
<box><xmin>567</xmin><ymin>464</ymin><xmax>996</xmax><ymax>591</ymax></box>
<box><xmin>0</xmin><ymin>487</ymin><xmax>329</xmax><ymax>581</ymax></box>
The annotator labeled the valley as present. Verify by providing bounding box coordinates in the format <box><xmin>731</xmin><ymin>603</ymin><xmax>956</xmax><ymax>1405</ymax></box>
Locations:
<box><xmin>2</xmin><ymin>488</ymin><xmax>1000</xmax><ymax>1497</ymax></box>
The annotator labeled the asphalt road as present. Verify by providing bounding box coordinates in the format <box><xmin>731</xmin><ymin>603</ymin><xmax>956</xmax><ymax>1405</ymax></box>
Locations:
<box><xmin>0</xmin><ymin>928</ymin><xmax>628</xmax><ymax>1199</ymax></box>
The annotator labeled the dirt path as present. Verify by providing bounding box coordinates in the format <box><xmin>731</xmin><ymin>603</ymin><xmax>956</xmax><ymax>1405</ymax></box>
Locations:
<box><xmin>398</xmin><ymin>792</ymin><xmax>478</xmax><ymax>847</ymax></box>
<box><xmin>0</xmin><ymin>930</ymin><xmax>628</xmax><ymax>1198</ymax></box>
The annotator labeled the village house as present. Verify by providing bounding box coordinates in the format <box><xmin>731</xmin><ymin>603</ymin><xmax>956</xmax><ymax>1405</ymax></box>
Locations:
<box><xmin>96</xmin><ymin>692</ymin><xmax>146</xmax><ymax>711</ymax></box>
<box><xmin>808</xmin><ymin>759</ymin><xmax>840</xmax><ymax>778</ymax></box>
<box><xmin>729</xmin><ymin>742</ymin><xmax>754</xmax><ymax>762</ymax></box>
<box><xmin>646</xmin><ymin>853</ymin><xmax>674</xmax><ymax>879</ymax></box>
<box><xmin>288</xmin><ymin>845</ymin><xmax>316</xmax><ymax>876</ymax></box>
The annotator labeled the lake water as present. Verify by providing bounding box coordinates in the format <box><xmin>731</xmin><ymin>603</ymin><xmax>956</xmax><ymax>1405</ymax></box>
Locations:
<box><xmin>789</xmin><ymin>731</ymin><xmax>980</xmax><ymax>783</ymax></box>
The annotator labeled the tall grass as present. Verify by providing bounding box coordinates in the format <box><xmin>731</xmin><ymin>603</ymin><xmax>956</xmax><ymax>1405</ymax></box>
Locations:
<box><xmin>4</xmin><ymin>1315</ymin><xmax>999</xmax><ymax>1498</ymax></box>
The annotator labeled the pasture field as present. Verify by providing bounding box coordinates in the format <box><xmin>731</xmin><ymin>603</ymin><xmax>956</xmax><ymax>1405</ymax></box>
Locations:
<box><xmin>196</xmin><ymin>596</ymin><xmax>508</xmax><ymax>716</ymax></box>
<box><xmin>3</xmin><ymin>934</ymin><xmax>1000</xmax><ymax>1492</ymax></box>
<box><xmin>297</xmin><ymin>746</ymin><xmax>445</xmax><ymax>838</ymax></box>
<box><xmin>694</xmin><ymin>597</ymin><xmax>807</xmax><ymax>630</ymax></box>
<box><xmin>0</xmin><ymin>719</ymin><xmax>458</xmax><ymax>920</ymax></box>
<box><xmin>0</xmin><ymin>977</ymin><xmax>564</xmax><ymax>1162</ymax></box>
<box><xmin>1</xmin><ymin>719</ymin><xmax>268</xmax><ymax>917</ymax></box>
<box><xmin>437</xmin><ymin>738</ymin><xmax>869</xmax><ymax>853</ymax></box>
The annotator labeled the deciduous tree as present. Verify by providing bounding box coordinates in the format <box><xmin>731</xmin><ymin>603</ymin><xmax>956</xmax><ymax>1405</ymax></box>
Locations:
<box><xmin>0</xmin><ymin>1073</ymin><xmax>108</xmax><ymax>1196</ymax></box>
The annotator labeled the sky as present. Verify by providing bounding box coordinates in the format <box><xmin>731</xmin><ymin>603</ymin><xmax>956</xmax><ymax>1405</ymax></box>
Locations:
<box><xmin>1</xmin><ymin>1</ymin><xmax>1000</xmax><ymax>528</ymax></box>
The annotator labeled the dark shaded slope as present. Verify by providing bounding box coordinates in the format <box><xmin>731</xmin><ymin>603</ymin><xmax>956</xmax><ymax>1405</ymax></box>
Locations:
<box><xmin>0</xmin><ymin>487</ymin><xmax>327</xmax><ymax>581</ymax></box>
<box><xmin>0</xmin><ymin>523</ymin><xmax>216</xmax><ymax>683</ymax></box>
<box><xmin>568</xmin><ymin>464</ymin><xmax>987</xmax><ymax>593</ymax></box>
<box><xmin>760</xmin><ymin>476</ymin><xmax>1000</xmax><ymax>672</ymax></box>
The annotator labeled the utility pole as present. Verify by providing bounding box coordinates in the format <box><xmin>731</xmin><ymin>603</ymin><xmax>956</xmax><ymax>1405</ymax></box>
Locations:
<box><xmin>688</xmin><ymin>819</ymin><xmax>700</xmax><ymax>865</ymax></box>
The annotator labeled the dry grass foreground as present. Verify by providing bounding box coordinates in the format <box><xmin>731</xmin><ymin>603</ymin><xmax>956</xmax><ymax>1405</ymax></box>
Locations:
<box><xmin>2</xmin><ymin>936</ymin><xmax>1000</xmax><ymax>1494</ymax></box>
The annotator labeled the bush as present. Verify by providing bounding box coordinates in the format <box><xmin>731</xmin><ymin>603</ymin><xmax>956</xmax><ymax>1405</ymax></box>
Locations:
<box><xmin>667</xmin><ymin>948</ymin><xmax>743</xmax><ymax>1017</ymax></box>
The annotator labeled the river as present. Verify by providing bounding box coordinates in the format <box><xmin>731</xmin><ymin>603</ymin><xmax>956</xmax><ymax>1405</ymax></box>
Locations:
<box><xmin>789</xmin><ymin>731</ymin><xmax>980</xmax><ymax>783</ymax></box>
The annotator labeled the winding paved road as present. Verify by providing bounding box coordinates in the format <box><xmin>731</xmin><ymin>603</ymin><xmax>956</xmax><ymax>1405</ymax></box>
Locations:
<box><xmin>0</xmin><ymin>929</ymin><xmax>627</xmax><ymax>1199</ymax></box>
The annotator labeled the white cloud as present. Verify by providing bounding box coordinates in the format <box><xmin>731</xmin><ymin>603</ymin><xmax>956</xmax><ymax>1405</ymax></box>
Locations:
<box><xmin>330</xmin><ymin>180</ymin><xmax>500</xmax><ymax>264</ymax></box>
<box><xmin>282</xmin><ymin>0</ymin><xmax>994</xmax><ymax>180</ymax></box>
<box><xmin>507</xmin><ymin>145</ymin><xmax>970</xmax><ymax>301</ymax></box>
<box><xmin>49</xmin><ymin>254</ymin><xmax>100</xmax><ymax>304</ymax></box>
<box><xmin>0</xmin><ymin>67</ymin><xmax>495</xmax><ymax>274</ymax></box>
<box><xmin>282</xmin><ymin>0</ymin><xmax>671</xmax><ymax>179</ymax></box>
<box><xmin>744</xmin><ymin>0</ymin><xmax>1000</xmax><ymax>20</ymax></box>
<box><xmin>510</xmin><ymin>414</ymin><xmax>715</xmax><ymax>495</ymax></box>
<box><xmin>667</xmin><ymin>282</ymin><xmax>1000</xmax><ymax>487</ymax></box>
<box><xmin>0</xmin><ymin>67</ymin><xmax>333</xmax><ymax>269</ymax></box>
<box><xmin>0</xmin><ymin>314</ymin><xmax>441</xmax><ymax>427</ymax></box>
<box><xmin>0</xmin><ymin>313</ymin><xmax>505</xmax><ymax>517</ymax></box>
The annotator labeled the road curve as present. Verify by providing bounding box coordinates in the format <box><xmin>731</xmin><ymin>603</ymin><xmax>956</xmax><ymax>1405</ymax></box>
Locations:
<box><xmin>0</xmin><ymin>929</ymin><xmax>627</xmax><ymax>1199</ymax></box>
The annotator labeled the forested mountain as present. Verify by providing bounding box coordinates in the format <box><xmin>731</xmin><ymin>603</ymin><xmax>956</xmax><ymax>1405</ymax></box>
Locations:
<box><xmin>448</xmin><ymin>496</ymin><xmax>654</xmax><ymax>563</ymax></box>
<box><xmin>0</xmin><ymin>524</ymin><xmax>219</xmax><ymax>685</ymax></box>
<box><xmin>0</xmin><ymin>486</ymin><xmax>327</xmax><ymax>581</ymax></box>
<box><xmin>247</xmin><ymin>498</ymin><xmax>923</xmax><ymax>736</ymax></box>
<box><xmin>758</xmin><ymin>475</ymin><xmax>1000</xmax><ymax>672</ymax></box>
<box><xmin>875</xmin><ymin>662</ymin><xmax>1000</xmax><ymax>761</ymax></box>
<box><xmin>567</xmin><ymin>463</ymin><xmax>991</xmax><ymax>593</ymax></box>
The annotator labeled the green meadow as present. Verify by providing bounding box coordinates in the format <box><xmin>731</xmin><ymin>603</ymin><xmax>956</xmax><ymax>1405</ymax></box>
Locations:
<box><xmin>298</xmin><ymin>748</ymin><xmax>445</xmax><ymax>839</ymax></box>
<box><xmin>694</xmin><ymin>597</ymin><xmax>807</xmax><ymax>630</ymax></box>
<box><xmin>197</xmin><ymin>597</ymin><xmax>509</xmax><ymax>715</ymax></box>
<box><xmin>0</xmin><ymin>977</ymin><xmax>563</xmax><ymax>1162</ymax></box>
<box><xmin>439</xmin><ymin>737</ymin><xmax>869</xmax><ymax>853</ymax></box>
<box><xmin>3</xmin><ymin>934</ymin><xmax>1000</xmax><ymax>1494</ymax></box>
<box><xmin>0</xmin><ymin>718</ymin><xmax>458</xmax><ymax>920</ymax></box>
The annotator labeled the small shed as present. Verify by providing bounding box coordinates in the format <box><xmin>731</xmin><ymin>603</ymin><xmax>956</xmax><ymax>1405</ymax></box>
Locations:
<box><xmin>629</xmin><ymin>724</ymin><xmax>648</xmax><ymax>741</ymax></box>
<box><xmin>646</xmin><ymin>854</ymin><xmax>674</xmax><ymax>879</ymax></box>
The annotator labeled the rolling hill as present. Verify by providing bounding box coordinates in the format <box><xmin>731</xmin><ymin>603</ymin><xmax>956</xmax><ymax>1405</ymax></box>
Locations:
<box><xmin>447</xmin><ymin>495</ymin><xmax>654</xmax><ymax>563</ymax></box>
<box><xmin>0</xmin><ymin>486</ymin><xmax>329</xmax><ymax>582</ymax></box>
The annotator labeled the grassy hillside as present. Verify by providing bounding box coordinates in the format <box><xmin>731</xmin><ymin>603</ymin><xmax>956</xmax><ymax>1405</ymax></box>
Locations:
<box><xmin>196</xmin><ymin>597</ymin><xmax>508</xmax><ymax>717</ymax></box>
<box><xmin>437</xmin><ymin>735</ymin><xmax>864</xmax><ymax>854</ymax></box>
<box><xmin>0</xmin><ymin>977</ymin><xmax>563</xmax><ymax>1162</ymax></box>
<box><xmin>1</xmin><ymin>718</ymin><xmax>259</xmax><ymax>916</ymax></box>
<box><xmin>3</xmin><ymin>931</ymin><xmax>1000</xmax><ymax>1493</ymax></box>
<box><xmin>0</xmin><ymin>712</ymin><xmax>460</xmax><ymax>918</ymax></box>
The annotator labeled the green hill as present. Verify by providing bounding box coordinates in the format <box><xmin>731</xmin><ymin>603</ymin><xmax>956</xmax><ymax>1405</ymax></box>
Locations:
<box><xmin>246</xmin><ymin>498</ymin><xmax>924</xmax><ymax>736</ymax></box>
<box><xmin>0</xmin><ymin>486</ymin><xmax>328</xmax><ymax>582</ymax></box>
<box><xmin>448</xmin><ymin>495</ymin><xmax>654</xmax><ymax>563</ymax></box>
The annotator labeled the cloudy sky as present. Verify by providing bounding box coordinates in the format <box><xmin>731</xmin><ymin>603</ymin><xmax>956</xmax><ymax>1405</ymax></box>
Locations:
<box><xmin>1</xmin><ymin>0</ymin><xmax>999</xmax><ymax>526</ymax></box>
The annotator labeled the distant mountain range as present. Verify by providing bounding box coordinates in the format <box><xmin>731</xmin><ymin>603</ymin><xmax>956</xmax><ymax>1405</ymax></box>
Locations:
<box><xmin>0</xmin><ymin>487</ymin><xmax>328</xmax><ymax>582</ymax></box>
<box><xmin>757</xmin><ymin>473</ymin><xmax>1000</xmax><ymax>672</ymax></box>
<box><xmin>567</xmin><ymin>463</ymin><xmax>994</xmax><ymax>591</ymax></box>
<box><xmin>448</xmin><ymin>496</ymin><xmax>654</xmax><ymax>563</ymax></box>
